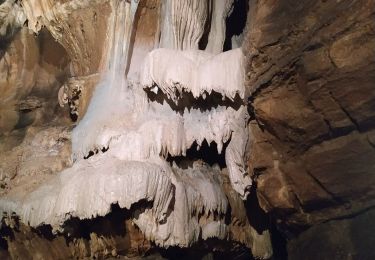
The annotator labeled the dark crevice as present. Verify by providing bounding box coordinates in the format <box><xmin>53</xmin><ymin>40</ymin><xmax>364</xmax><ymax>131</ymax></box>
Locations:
<box><xmin>245</xmin><ymin>185</ymin><xmax>269</xmax><ymax>234</ymax></box>
<box><xmin>305</xmin><ymin>170</ymin><xmax>346</xmax><ymax>206</ymax></box>
<box><xmin>322</xmin><ymin>204</ymin><xmax>375</xmax><ymax>224</ymax></box>
<box><xmin>0</xmin><ymin>225</ymin><xmax>12</xmax><ymax>251</ymax></box>
<box><xmin>13</xmin><ymin>112</ymin><xmax>35</xmax><ymax>130</ymax></box>
<box><xmin>166</xmin><ymin>140</ymin><xmax>228</xmax><ymax>169</ymax></box>
<box><xmin>145</xmin><ymin>86</ymin><xmax>244</xmax><ymax>114</ymax></box>
<box><xmin>153</xmin><ymin>238</ymin><xmax>254</xmax><ymax>260</ymax></box>
<box><xmin>303</xmin><ymin>42</ymin><xmax>324</xmax><ymax>52</ymax></box>
<box><xmin>83</xmin><ymin>146</ymin><xmax>109</xmax><ymax>159</ymax></box>
<box><xmin>69</xmin><ymin>111</ymin><xmax>78</xmax><ymax>122</ymax></box>
<box><xmin>198</xmin><ymin>0</ymin><xmax>212</xmax><ymax>50</ymax></box>
<box><xmin>270</xmin><ymin>223</ymin><xmax>288</xmax><ymax>260</ymax></box>
<box><xmin>62</xmin><ymin>201</ymin><xmax>152</xmax><ymax>243</ymax></box>
<box><xmin>327</xmin><ymin>90</ymin><xmax>360</xmax><ymax>131</ymax></box>
<box><xmin>83</xmin><ymin>150</ymin><xmax>95</xmax><ymax>159</ymax></box>
<box><xmin>0</xmin><ymin>215</ymin><xmax>19</xmax><ymax>251</ymax></box>
<box><xmin>0</xmin><ymin>27</ymin><xmax>21</xmax><ymax>60</ymax></box>
<box><xmin>68</xmin><ymin>89</ymin><xmax>81</xmax><ymax>122</ymax></box>
<box><xmin>223</xmin><ymin>0</ymin><xmax>249</xmax><ymax>51</ymax></box>
<box><xmin>245</xmin><ymin>183</ymin><xmax>290</xmax><ymax>260</ymax></box>
<box><xmin>34</xmin><ymin>225</ymin><xmax>55</xmax><ymax>241</ymax></box>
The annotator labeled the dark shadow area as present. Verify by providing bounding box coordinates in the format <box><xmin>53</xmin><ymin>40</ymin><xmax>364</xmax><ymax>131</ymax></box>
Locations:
<box><xmin>0</xmin><ymin>24</ymin><xmax>22</xmax><ymax>60</ymax></box>
<box><xmin>83</xmin><ymin>150</ymin><xmax>95</xmax><ymax>159</ymax></box>
<box><xmin>245</xmin><ymin>185</ymin><xmax>269</xmax><ymax>234</ymax></box>
<box><xmin>0</xmin><ymin>215</ymin><xmax>20</xmax><ymax>250</ymax></box>
<box><xmin>245</xmin><ymin>185</ymin><xmax>289</xmax><ymax>260</ymax></box>
<box><xmin>0</xmin><ymin>202</ymin><xmax>153</xmax><ymax>258</ymax></box>
<box><xmin>151</xmin><ymin>238</ymin><xmax>254</xmax><ymax>260</ymax></box>
<box><xmin>223</xmin><ymin>0</ymin><xmax>249</xmax><ymax>51</ymax></box>
<box><xmin>0</xmin><ymin>37</ymin><xmax>12</xmax><ymax>60</ymax></box>
<box><xmin>34</xmin><ymin>225</ymin><xmax>55</xmax><ymax>241</ymax></box>
<box><xmin>0</xmin><ymin>223</ymin><xmax>12</xmax><ymax>251</ymax></box>
<box><xmin>0</xmin><ymin>128</ymin><xmax>28</xmax><ymax>152</ymax></box>
<box><xmin>198</xmin><ymin>1</ymin><xmax>212</xmax><ymax>50</ymax></box>
<box><xmin>166</xmin><ymin>140</ymin><xmax>228</xmax><ymax>169</ymax></box>
<box><xmin>145</xmin><ymin>85</ymin><xmax>244</xmax><ymax>114</ymax></box>
<box><xmin>13</xmin><ymin>110</ymin><xmax>35</xmax><ymax>130</ymax></box>
<box><xmin>270</xmin><ymin>223</ymin><xmax>288</xmax><ymax>260</ymax></box>
<box><xmin>83</xmin><ymin>146</ymin><xmax>109</xmax><ymax>159</ymax></box>
<box><xmin>62</xmin><ymin>201</ymin><xmax>152</xmax><ymax>243</ymax></box>
<box><xmin>69</xmin><ymin>111</ymin><xmax>78</xmax><ymax>122</ymax></box>
<box><xmin>66</xmin><ymin>87</ymin><xmax>81</xmax><ymax>122</ymax></box>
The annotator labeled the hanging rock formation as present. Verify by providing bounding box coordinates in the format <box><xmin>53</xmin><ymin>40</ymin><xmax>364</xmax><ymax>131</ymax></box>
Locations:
<box><xmin>0</xmin><ymin>0</ymin><xmax>271</xmax><ymax>259</ymax></box>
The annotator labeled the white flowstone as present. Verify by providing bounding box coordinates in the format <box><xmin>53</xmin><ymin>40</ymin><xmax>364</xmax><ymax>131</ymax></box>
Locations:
<box><xmin>0</xmin><ymin>0</ymin><xmax>260</xmax><ymax>251</ymax></box>
<box><xmin>140</xmin><ymin>48</ymin><xmax>245</xmax><ymax>101</ymax></box>
<box><xmin>159</xmin><ymin>0</ymin><xmax>209</xmax><ymax>50</ymax></box>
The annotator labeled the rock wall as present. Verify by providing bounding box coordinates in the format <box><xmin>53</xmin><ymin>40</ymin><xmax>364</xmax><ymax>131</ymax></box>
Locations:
<box><xmin>243</xmin><ymin>0</ymin><xmax>375</xmax><ymax>257</ymax></box>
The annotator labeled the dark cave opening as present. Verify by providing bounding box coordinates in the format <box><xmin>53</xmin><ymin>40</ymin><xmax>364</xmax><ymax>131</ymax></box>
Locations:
<box><xmin>166</xmin><ymin>140</ymin><xmax>228</xmax><ymax>170</ymax></box>
<box><xmin>223</xmin><ymin>0</ymin><xmax>249</xmax><ymax>51</ymax></box>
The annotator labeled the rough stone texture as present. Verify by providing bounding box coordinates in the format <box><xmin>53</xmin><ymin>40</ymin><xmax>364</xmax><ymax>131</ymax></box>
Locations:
<box><xmin>22</xmin><ymin>0</ymin><xmax>112</xmax><ymax>76</ymax></box>
<box><xmin>243</xmin><ymin>0</ymin><xmax>375</xmax><ymax>255</ymax></box>
<box><xmin>0</xmin><ymin>26</ymin><xmax>72</xmax><ymax>194</ymax></box>
<box><xmin>1</xmin><ymin>209</ymin><xmax>152</xmax><ymax>259</ymax></box>
<box><xmin>288</xmin><ymin>207</ymin><xmax>375</xmax><ymax>260</ymax></box>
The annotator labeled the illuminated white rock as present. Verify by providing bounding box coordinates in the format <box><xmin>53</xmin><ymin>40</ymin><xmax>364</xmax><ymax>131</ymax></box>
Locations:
<box><xmin>140</xmin><ymin>48</ymin><xmax>245</xmax><ymax>101</ymax></box>
<box><xmin>0</xmin><ymin>0</ymin><xmax>269</xmax><ymax>255</ymax></box>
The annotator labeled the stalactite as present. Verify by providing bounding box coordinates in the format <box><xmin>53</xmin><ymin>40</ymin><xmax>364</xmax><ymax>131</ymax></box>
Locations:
<box><xmin>160</xmin><ymin>0</ymin><xmax>209</xmax><ymax>50</ymax></box>
<box><xmin>0</xmin><ymin>0</ymin><xmax>273</xmax><ymax>258</ymax></box>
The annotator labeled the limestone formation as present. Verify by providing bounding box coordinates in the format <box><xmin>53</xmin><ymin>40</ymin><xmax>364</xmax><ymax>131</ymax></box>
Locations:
<box><xmin>0</xmin><ymin>0</ymin><xmax>272</xmax><ymax>259</ymax></box>
<box><xmin>1</xmin><ymin>0</ymin><xmax>373</xmax><ymax>259</ymax></box>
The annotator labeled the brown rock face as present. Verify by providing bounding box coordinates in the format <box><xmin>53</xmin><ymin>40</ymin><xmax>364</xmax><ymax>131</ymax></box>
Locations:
<box><xmin>287</xmin><ymin>208</ymin><xmax>375</xmax><ymax>260</ymax></box>
<box><xmin>0</xmin><ymin>27</ymin><xmax>72</xmax><ymax>193</ymax></box>
<box><xmin>243</xmin><ymin>0</ymin><xmax>375</xmax><ymax>249</ymax></box>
